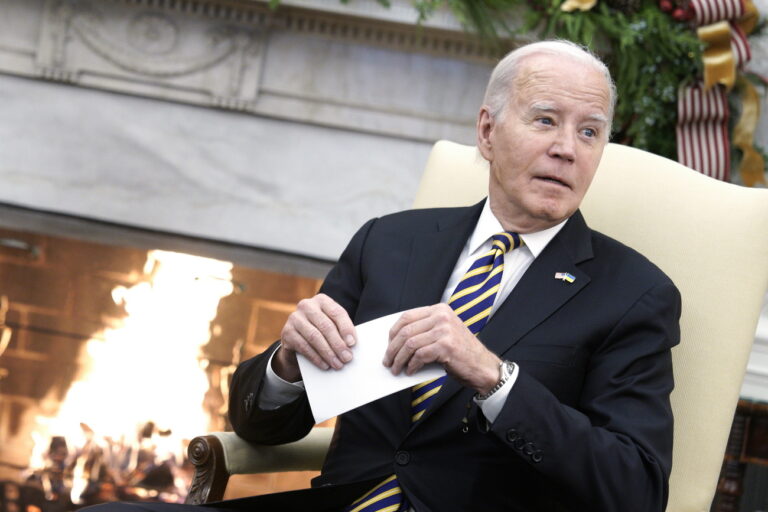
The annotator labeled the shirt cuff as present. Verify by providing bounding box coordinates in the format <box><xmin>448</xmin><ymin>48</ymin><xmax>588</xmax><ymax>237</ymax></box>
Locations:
<box><xmin>258</xmin><ymin>345</ymin><xmax>306</xmax><ymax>410</ymax></box>
<box><xmin>473</xmin><ymin>362</ymin><xmax>520</xmax><ymax>424</ymax></box>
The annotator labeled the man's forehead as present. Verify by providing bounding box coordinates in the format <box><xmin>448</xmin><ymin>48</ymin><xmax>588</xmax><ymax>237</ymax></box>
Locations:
<box><xmin>515</xmin><ymin>52</ymin><xmax>603</xmax><ymax>80</ymax></box>
<box><xmin>513</xmin><ymin>57</ymin><xmax>611</xmax><ymax>113</ymax></box>
<box><xmin>516</xmin><ymin>57</ymin><xmax>608</xmax><ymax>89</ymax></box>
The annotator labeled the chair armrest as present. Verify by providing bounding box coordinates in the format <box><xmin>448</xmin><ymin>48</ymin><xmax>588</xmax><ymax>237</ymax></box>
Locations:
<box><xmin>185</xmin><ymin>428</ymin><xmax>333</xmax><ymax>504</ymax></box>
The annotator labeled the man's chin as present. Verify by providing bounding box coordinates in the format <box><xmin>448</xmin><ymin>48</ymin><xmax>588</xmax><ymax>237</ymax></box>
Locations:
<box><xmin>529</xmin><ymin>204</ymin><xmax>576</xmax><ymax>229</ymax></box>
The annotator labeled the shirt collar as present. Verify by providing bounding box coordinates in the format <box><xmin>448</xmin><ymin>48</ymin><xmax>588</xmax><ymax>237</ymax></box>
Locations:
<box><xmin>468</xmin><ymin>199</ymin><xmax>568</xmax><ymax>258</ymax></box>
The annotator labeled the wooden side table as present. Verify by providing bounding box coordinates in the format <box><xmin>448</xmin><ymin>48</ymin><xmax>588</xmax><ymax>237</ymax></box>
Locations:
<box><xmin>711</xmin><ymin>399</ymin><xmax>768</xmax><ymax>511</ymax></box>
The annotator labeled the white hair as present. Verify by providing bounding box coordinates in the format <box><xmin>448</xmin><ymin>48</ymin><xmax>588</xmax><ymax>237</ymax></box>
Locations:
<box><xmin>482</xmin><ymin>40</ymin><xmax>617</xmax><ymax>124</ymax></box>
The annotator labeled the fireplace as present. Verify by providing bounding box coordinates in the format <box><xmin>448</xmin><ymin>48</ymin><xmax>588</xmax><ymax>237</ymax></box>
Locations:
<box><xmin>0</xmin><ymin>220</ymin><xmax>324</xmax><ymax>511</ymax></box>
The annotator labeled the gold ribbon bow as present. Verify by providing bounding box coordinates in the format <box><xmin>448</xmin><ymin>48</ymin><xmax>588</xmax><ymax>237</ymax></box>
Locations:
<box><xmin>696</xmin><ymin>0</ymin><xmax>759</xmax><ymax>92</ymax></box>
<box><xmin>697</xmin><ymin>21</ymin><xmax>735</xmax><ymax>91</ymax></box>
<box><xmin>733</xmin><ymin>76</ymin><xmax>766</xmax><ymax>187</ymax></box>
<box><xmin>738</xmin><ymin>0</ymin><xmax>759</xmax><ymax>34</ymax></box>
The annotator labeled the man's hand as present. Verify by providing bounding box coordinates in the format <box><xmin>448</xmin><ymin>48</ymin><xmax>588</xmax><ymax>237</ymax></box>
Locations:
<box><xmin>383</xmin><ymin>304</ymin><xmax>500</xmax><ymax>395</ymax></box>
<box><xmin>274</xmin><ymin>293</ymin><xmax>357</xmax><ymax>382</ymax></box>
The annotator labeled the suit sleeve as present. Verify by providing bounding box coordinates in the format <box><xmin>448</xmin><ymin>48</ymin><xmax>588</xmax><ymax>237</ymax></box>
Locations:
<box><xmin>228</xmin><ymin>219</ymin><xmax>376</xmax><ymax>445</ymax></box>
<box><xmin>488</xmin><ymin>279</ymin><xmax>681</xmax><ymax>511</ymax></box>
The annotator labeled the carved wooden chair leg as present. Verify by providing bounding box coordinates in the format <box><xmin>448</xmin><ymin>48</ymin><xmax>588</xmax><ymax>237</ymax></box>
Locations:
<box><xmin>185</xmin><ymin>435</ymin><xmax>230</xmax><ymax>504</ymax></box>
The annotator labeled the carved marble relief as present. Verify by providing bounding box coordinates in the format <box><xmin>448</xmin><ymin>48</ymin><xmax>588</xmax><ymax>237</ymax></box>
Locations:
<box><xmin>36</xmin><ymin>0</ymin><xmax>264</xmax><ymax>110</ymax></box>
<box><xmin>0</xmin><ymin>0</ymin><xmax>488</xmax><ymax>141</ymax></box>
<box><xmin>37</xmin><ymin>1</ymin><xmax>77</xmax><ymax>82</ymax></box>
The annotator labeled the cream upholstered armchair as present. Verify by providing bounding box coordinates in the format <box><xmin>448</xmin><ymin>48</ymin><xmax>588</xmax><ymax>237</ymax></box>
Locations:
<box><xmin>186</xmin><ymin>141</ymin><xmax>768</xmax><ymax>511</ymax></box>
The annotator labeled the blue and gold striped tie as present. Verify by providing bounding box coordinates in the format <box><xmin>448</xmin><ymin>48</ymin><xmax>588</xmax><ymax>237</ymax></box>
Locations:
<box><xmin>344</xmin><ymin>231</ymin><xmax>523</xmax><ymax>512</ymax></box>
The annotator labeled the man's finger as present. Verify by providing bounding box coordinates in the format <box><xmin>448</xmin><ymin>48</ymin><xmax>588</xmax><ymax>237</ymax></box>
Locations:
<box><xmin>291</xmin><ymin>335</ymin><xmax>331</xmax><ymax>371</ymax></box>
<box><xmin>280</xmin><ymin>324</ymin><xmax>330</xmax><ymax>371</ymax></box>
<box><xmin>293</xmin><ymin>315</ymin><xmax>344</xmax><ymax>370</ymax></box>
<box><xmin>385</xmin><ymin>312</ymin><xmax>437</xmax><ymax>368</ymax></box>
<box><xmin>405</xmin><ymin>344</ymin><xmax>441</xmax><ymax>375</ymax></box>
<box><xmin>388</xmin><ymin>306</ymin><xmax>432</xmax><ymax>342</ymax></box>
<box><xmin>390</xmin><ymin>330</ymin><xmax>438</xmax><ymax>375</ymax></box>
<box><xmin>304</xmin><ymin>304</ymin><xmax>353</xmax><ymax>366</ymax></box>
<box><xmin>318</xmin><ymin>295</ymin><xmax>357</xmax><ymax>348</ymax></box>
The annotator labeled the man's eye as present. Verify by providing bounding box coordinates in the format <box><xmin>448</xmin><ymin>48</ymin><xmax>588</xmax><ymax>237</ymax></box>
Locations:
<box><xmin>582</xmin><ymin>127</ymin><xmax>597</xmax><ymax>138</ymax></box>
<box><xmin>537</xmin><ymin>117</ymin><xmax>554</xmax><ymax>125</ymax></box>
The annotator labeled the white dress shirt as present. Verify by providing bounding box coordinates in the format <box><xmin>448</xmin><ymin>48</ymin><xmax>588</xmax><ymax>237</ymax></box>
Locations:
<box><xmin>260</xmin><ymin>200</ymin><xmax>565</xmax><ymax>425</ymax></box>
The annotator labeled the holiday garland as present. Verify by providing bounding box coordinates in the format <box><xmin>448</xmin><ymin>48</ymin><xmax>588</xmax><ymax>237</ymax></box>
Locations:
<box><xmin>271</xmin><ymin>0</ymin><xmax>764</xmax><ymax>182</ymax></box>
<box><xmin>411</xmin><ymin>0</ymin><xmax>764</xmax><ymax>182</ymax></box>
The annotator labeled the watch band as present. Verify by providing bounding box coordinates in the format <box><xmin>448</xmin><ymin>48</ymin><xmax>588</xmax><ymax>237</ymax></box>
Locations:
<box><xmin>476</xmin><ymin>360</ymin><xmax>516</xmax><ymax>401</ymax></box>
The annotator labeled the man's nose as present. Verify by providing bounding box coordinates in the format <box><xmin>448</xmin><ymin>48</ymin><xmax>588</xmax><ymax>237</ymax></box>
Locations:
<box><xmin>548</xmin><ymin>130</ymin><xmax>576</xmax><ymax>163</ymax></box>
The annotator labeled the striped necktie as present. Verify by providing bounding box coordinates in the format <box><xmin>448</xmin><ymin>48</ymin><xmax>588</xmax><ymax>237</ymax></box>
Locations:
<box><xmin>344</xmin><ymin>231</ymin><xmax>523</xmax><ymax>512</ymax></box>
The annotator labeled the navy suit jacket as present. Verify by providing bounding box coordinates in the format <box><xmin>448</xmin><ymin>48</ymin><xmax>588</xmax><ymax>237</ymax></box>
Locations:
<box><xmin>229</xmin><ymin>200</ymin><xmax>681</xmax><ymax>512</ymax></box>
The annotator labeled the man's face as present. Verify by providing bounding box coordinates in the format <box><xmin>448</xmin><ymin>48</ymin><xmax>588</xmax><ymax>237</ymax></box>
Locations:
<box><xmin>477</xmin><ymin>54</ymin><xmax>611</xmax><ymax>233</ymax></box>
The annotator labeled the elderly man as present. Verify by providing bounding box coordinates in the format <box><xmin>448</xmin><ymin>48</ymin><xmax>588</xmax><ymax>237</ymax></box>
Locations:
<box><xmin>227</xmin><ymin>39</ymin><xmax>680</xmax><ymax>512</ymax></box>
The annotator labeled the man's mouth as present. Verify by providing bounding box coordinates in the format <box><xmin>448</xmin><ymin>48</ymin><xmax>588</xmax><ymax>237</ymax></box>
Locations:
<box><xmin>535</xmin><ymin>176</ymin><xmax>570</xmax><ymax>189</ymax></box>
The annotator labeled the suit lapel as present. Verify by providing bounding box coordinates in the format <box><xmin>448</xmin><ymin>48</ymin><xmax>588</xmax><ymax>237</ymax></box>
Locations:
<box><xmin>415</xmin><ymin>211</ymin><xmax>595</xmax><ymax>423</ymax></box>
<box><xmin>398</xmin><ymin>202</ymin><xmax>484</xmax><ymax>311</ymax></box>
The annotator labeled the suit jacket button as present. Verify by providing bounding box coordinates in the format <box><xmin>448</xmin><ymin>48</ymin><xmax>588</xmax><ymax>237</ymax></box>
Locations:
<box><xmin>395</xmin><ymin>451</ymin><xmax>410</xmax><ymax>466</ymax></box>
<box><xmin>532</xmin><ymin>451</ymin><xmax>543</xmax><ymax>463</ymax></box>
<box><xmin>513</xmin><ymin>438</ymin><xmax>526</xmax><ymax>450</ymax></box>
<box><xmin>505</xmin><ymin>429</ymin><xmax>519</xmax><ymax>443</ymax></box>
<box><xmin>523</xmin><ymin>442</ymin><xmax>535</xmax><ymax>456</ymax></box>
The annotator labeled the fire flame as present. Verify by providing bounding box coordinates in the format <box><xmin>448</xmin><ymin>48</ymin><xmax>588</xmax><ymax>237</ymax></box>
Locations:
<box><xmin>28</xmin><ymin>250</ymin><xmax>234</xmax><ymax>503</ymax></box>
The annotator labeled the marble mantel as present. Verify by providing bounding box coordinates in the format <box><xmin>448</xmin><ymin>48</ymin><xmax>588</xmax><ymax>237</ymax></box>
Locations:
<box><xmin>0</xmin><ymin>0</ymin><xmax>494</xmax><ymax>261</ymax></box>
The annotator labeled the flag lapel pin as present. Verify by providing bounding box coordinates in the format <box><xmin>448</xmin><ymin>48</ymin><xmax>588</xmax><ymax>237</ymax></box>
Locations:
<box><xmin>555</xmin><ymin>272</ymin><xmax>575</xmax><ymax>283</ymax></box>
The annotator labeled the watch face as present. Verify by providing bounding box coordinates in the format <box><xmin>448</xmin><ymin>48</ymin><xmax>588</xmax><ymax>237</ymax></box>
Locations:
<box><xmin>501</xmin><ymin>361</ymin><xmax>515</xmax><ymax>379</ymax></box>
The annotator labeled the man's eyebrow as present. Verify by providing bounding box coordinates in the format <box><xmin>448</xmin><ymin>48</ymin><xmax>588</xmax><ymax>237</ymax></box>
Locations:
<box><xmin>586</xmin><ymin>113</ymin><xmax>609</xmax><ymax>125</ymax></box>
<box><xmin>530</xmin><ymin>102</ymin><xmax>558</xmax><ymax>113</ymax></box>
<box><xmin>529</xmin><ymin>103</ymin><xmax>609</xmax><ymax>126</ymax></box>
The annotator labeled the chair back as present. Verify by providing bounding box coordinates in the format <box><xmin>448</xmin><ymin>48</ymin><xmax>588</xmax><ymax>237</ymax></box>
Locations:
<box><xmin>413</xmin><ymin>140</ymin><xmax>768</xmax><ymax>511</ymax></box>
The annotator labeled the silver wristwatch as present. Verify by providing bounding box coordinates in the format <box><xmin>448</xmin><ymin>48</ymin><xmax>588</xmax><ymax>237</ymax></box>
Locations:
<box><xmin>476</xmin><ymin>360</ymin><xmax>516</xmax><ymax>401</ymax></box>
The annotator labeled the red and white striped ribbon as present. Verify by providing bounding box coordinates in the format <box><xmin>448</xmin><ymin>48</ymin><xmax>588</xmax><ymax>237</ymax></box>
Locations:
<box><xmin>675</xmin><ymin>0</ymin><xmax>752</xmax><ymax>180</ymax></box>
<box><xmin>676</xmin><ymin>84</ymin><xmax>730</xmax><ymax>181</ymax></box>
<box><xmin>730</xmin><ymin>21</ymin><xmax>751</xmax><ymax>67</ymax></box>
<box><xmin>690</xmin><ymin>0</ymin><xmax>744</xmax><ymax>26</ymax></box>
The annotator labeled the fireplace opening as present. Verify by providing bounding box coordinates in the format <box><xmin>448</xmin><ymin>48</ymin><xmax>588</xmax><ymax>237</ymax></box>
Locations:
<box><xmin>0</xmin><ymin>217</ymin><xmax>325</xmax><ymax>511</ymax></box>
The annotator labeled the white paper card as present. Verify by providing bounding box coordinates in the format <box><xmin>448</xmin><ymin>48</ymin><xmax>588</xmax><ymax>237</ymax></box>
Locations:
<box><xmin>297</xmin><ymin>311</ymin><xmax>446</xmax><ymax>423</ymax></box>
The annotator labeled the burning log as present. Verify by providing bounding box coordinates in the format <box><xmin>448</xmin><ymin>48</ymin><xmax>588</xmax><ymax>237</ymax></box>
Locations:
<box><xmin>22</xmin><ymin>423</ymin><xmax>193</xmax><ymax>511</ymax></box>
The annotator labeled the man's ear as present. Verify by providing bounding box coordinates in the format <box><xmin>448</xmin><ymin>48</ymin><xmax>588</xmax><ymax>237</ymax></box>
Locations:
<box><xmin>476</xmin><ymin>106</ymin><xmax>495</xmax><ymax>161</ymax></box>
